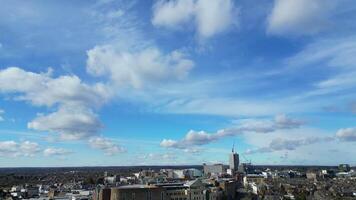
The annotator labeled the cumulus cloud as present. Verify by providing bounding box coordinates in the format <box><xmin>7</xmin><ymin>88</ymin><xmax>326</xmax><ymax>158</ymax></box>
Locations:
<box><xmin>88</xmin><ymin>137</ymin><xmax>126</xmax><ymax>156</ymax></box>
<box><xmin>267</xmin><ymin>0</ymin><xmax>335</xmax><ymax>35</ymax></box>
<box><xmin>0</xmin><ymin>67</ymin><xmax>111</xmax><ymax>107</ymax></box>
<box><xmin>246</xmin><ymin>136</ymin><xmax>335</xmax><ymax>154</ymax></box>
<box><xmin>43</xmin><ymin>148</ymin><xmax>73</xmax><ymax>156</ymax></box>
<box><xmin>0</xmin><ymin>67</ymin><xmax>111</xmax><ymax>141</ymax></box>
<box><xmin>160</xmin><ymin>129</ymin><xmax>239</xmax><ymax>149</ymax></box>
<box><xmin>19</xmin><ymin>141</ymin><xmax>41</xmax><ymax>157</ymax></box>
<box><xmin>152</xmin><ymin>0</ymin><xmax>238</xmax><ymax>39</ymax></box>
<box><xmin>87</xmin><ymin>46</ymin><xmax>194</xmax><ymax>89</ymax></box>
<box><xmin>160</xmin><ymin>130</ymin><xmax>221</xmax><ymax>149</ymax></box>
<box><xmin>152</xmin><ymin>0</ymin><xmax>195</xmax><ymax>29</ymax></box>
<box><xmin>28</xmin><ymin>107</ymin><xmax>102</xmax><ymax>141</ymax></box>
<box><xmin>195</xmin><ymin>0</ymin><xmax>237</xmax><ymax>38</ymax></box>
<box><xmin>161</xmin><ymin>114</ymin><xmax>304</xmax><ymax>150</ymax></box>
<box><xmin>0</xmin><ymin>141</ymin><xmax>40</xmax><ymax>157</ymax></box>
<box><xmin>336</xmin><ymin>128</ymin><xmax>356</xmax><ymax>141</ymax></box>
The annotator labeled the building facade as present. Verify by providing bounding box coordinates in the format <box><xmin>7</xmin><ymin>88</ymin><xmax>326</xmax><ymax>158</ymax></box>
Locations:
<box><xmin>111</xmin><ymin>185</ymin><xmax>166</xmax><ymax>200</ymax></box>
<box><xmin>203</xmin><ymin>164</ymin><xmax>227</xmax><ymax>176</ymax></box>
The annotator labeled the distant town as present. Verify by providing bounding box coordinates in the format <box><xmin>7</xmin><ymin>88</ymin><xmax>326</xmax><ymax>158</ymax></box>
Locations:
<box><xmin>0</xmin><ymin>147</ymin><xmax>355</xmax><ymax>200</ymax></box>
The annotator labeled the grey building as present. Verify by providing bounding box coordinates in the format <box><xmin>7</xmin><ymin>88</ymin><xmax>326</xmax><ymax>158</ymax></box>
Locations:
<box><xmin>203</xmin><ymin>164</ymin><xmax>228</xmax><ymax>176</ymax></box>
<box><xmin>229</xmin><ymin>147</ymin><xmax>239</xmax><ymax>174</ymax></box>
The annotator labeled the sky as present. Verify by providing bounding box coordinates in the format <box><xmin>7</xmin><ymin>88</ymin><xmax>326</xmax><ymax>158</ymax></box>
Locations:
<box><xmin>0</xmin><ymin>0</ymin><xmax>356</xmax><ymax>167</ymax></box>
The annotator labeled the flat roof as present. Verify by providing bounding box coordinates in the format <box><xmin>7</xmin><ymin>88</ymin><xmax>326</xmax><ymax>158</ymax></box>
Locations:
<box><xmin>115</xmin><ymin>185</ymin><xmax>158</xmax><ymax>189</ymax></box>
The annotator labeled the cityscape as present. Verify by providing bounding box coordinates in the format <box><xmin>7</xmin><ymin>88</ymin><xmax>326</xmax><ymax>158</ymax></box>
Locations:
<box><xmin>0</xmin><ymin>148</ymin><xmax>355</xmax><ymax>199</ymax></box>
<box><xmin>1</xmin><ymin>0</ymin><xmax>356</xmax><ymax>199</ymax></box>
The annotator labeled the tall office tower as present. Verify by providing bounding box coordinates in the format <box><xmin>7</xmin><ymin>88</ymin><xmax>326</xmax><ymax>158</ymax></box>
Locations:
<box><xmin>229</xmin><ymin>144</ymin><xmax>239</xmax><ymax>173</ymax></box>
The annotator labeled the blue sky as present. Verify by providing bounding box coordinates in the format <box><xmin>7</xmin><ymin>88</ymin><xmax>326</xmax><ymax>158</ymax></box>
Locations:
<box><xmin>0</xmin><ymin>0</ymin><xmax>356</xmax><ymax>167</ymax></box>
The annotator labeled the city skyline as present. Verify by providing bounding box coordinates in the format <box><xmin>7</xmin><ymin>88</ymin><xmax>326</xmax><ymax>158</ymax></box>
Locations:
<box><xmin>0</xmin><ymin>0</ymin><xmax>356</xmax><ymax>167</ymax></box>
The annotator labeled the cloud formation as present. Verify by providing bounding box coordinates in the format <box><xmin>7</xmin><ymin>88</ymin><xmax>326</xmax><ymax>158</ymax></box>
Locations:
<box><xmin>161</xmin><ymin>114</ymin><xmax>304</xmax><ymax>150</ymax></box>
<box><xmin>286</xmin><ymin>37</ymin><xmax>356</xmax><ymax>101</ymax></box>
<box><xmin>152</xmin><ymin>0</ymin><xmax>238</xmax><ymax>39</ymax></box>
<box><xmin>152</xmin><ymin>0</ymin><xmax>195</xmax><ymax>29</ymax></box>
<box><xmin>267</xmin><ymin>0</ymin><xmax>335</xmax><ymax>35</ymax></box>
<box><xmin>0</xmin><ymin>141</ymin><xmax>40</xmax><ymax>157</ymax></box>
<box><xmin>88</xmin><ymin>137</ymin><xmax>126</xmax><ymax>156</ymax></box>
<box><xmin>161</xmin><ymin>97</ymin><xmax>315</xmax><ymax>117</ymax></box>
<box><xmin>336</xmin><ymin>128</ymin><xmax>356</xmax><ymax>141</ymax></box>
<box><xmin>245</xmin><ymin>136</ymin><xmax>335</xmax><ymax>154</ymax></box>
<box><xmin>28</xmin><ymin>107</ymin><xmax>102</xmax><ymax>141</ymax></box>
<box><xmin>143</xmin><ymin>153</ymin><xmax>177</xmax><ymax>160</ymax></box>
<box><xmin>43</xmin><ymin>148</ymin><xmax>73</xmax><ymax>157</ymax></box>
<box><xmin>0</xmin><ymin>67</ymin><xmax>110</xmax><ymax>141</ymax></box>
<box><xmin>161</xmin><ymin>130</ymin><xmax>222</xmax><ymax>149</ymax></box>
<box><xmin>0</xmin><ymin>67</ymin><xmax>111</xmax><ymax>108</ymax></box>
<box><xmin>87</xmin><ymin>46</ymin><xmax>194</xmax><ymax>89</ymax></box>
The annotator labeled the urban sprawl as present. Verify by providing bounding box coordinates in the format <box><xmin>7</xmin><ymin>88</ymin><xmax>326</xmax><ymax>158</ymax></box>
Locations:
<box><xmin>1</xmin><ymin>148</ymin><xmax>356</xmax><ymax>200</ymax></box>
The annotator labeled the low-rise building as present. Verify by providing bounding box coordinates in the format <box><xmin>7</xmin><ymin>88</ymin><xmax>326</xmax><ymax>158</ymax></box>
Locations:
<box><xmin>203</xmin><ymin>164</ymin><xmax>227</xmax><ymax>176</ymax></box>
<box><xmin>111</xmin><ymin>185</ymin><xmax>165</xmax><ymax>200</ymax></box>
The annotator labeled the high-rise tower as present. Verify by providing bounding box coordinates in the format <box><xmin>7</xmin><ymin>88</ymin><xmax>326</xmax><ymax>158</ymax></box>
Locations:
<box><xmin>229</xmin><ymin>143</ymin><xmax>239</xmax><ymax>174</ymax></box>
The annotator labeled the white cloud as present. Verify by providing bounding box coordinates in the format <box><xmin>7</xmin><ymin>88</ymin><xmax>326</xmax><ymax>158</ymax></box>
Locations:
<box><xmin>87</xmin><ymin>46</ymin><xmax>194</xmax><ymax>89</ymax></box>
<box><xmin>19</xmin><ymin>141</ymin><xmax>41</xmax><ymax>157</ymax></box>
<box><xmin>0</xmin><ymin>67</ymin><xmax>111</xmax><ymax>107</ymax></box>
<box><xmin>286</xmin><ymin>37</ymin><xmax>356</xmax><ymax>99</ymax></box>
<box><xmin>234</xmin><ymin>114</ymin><xmax>303</xmax><ymax>134</ymax></box>
<box><xmin>183</xmin><ymin>148</ymin><xmax>201</xmax><ymax>154</ymax></box>
<box><xmin>317</xmin><ymin>73</ymin><xmax>356</xmax><ymax>88</ymax></box>
<box><xmin>267</xmin><ymin>0</ymin><xmax>335</xmax><ymax>35</ymax></box>
<box><xmin>163</xmin><ymin>98</ymin><xmax>284</xmax><ymax>116</ymax></box>
<box><xmin>0</xmin><ymin>67</ymin><xmax>112</xmax><ymax>141</ymax></box>
<box><xmin>143</xmin><ymin>152</ymin><xmax>177</xmax><ymax>160</ymax></box>
<box><xmin>160</xmin><ymin>130</ymin><xmax>221</xmax><ymax>149</ymax></box>
<box><xmin>246</xmin><ymin>136</ymin><xmax>335</xmax><ymax>154</ymax></box>
<box><xmin>288</xmin><ymin>37</ymin><xmax>356</xmax><ymax>70</ymax></box>
<box><xmin>336</xmin><ymin>128</ymin><xmax>356</xmax><ymax>141</ymax></box>
<box><xmin>43</xmin><ymin>148</ymin><xmax>73</xmax><ymax>156</ymax></box>
<box><xmin>0</xmin><ymin>109</ymin><xmax>4</xmax><ymax>121</ymax></box>
<box><xmin>152</xmin><ymin>0</ymin><xmax>237</xmax><ymax>39</ymax></box>
<box><xmin>274</xmin><ymin>114</ymin><xmax>304</xmax><ymax>129</ymax></box>
<box><xmin>28</xmin><ymin>107</ymin><xmax>102</xmax><ymax>141</ymax></box>
<box><xmin>160</xmin><ymin>139</ymin><xmax>180</xmax><ymax>148</ymax></box>
<box><xmin>152</xmin><ymin>0</ymin><xmax>195</xmax><ymax>29</ymax></box>
<box><xmin>88</xmin><ymin>137</ymin><xmax>126</xmax><ymax>156</ymax></box>
<box><xmin>239</xmin><ymin>127</ymin><xmax>356</xmax><ymax>165</ymax></box>
<box><xmin>0</xmin><ymin>141</ymin><xmax>40</xmax><ymax>157</ymax></box>
<box><xmin>0</xmin><ymin>141</ymin><xmax>19</xmax><ymax>157</ymax></box>
<box><xmin>195</xmin><ymin>0</ymin><xmax>237</xmax><ymax>38</ymax></box>
<box><xmin>161</xmin><ymin>115</ymin><xmax>304</xmax><ymax>150</ymax></box>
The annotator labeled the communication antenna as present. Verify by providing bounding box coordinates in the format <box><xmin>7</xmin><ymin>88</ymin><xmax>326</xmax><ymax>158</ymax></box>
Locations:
<box><xmin>232</xmin><ymin>141</ymin><xmax>235</xmax><ymax>153</ymax></box>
